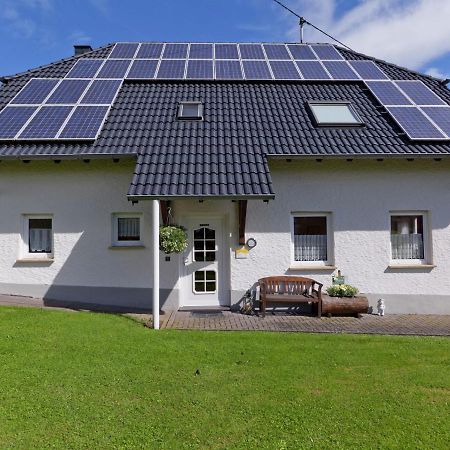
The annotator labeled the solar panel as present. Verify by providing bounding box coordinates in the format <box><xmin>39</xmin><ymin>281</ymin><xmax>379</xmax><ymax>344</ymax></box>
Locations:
<box><xmin>421</xmin><ymin>107</ymin><xmax>450</xmax><ymax>136</ymax></box>
<box><xmin>239</xmin><ymin>44</ymin><xmax>265</xmax><ymax>60</ymax></box>
<box><xmin>97</xmin><ymin>60</ymin><xmax>131</xmax><ymax>78</ymax></box>
<box><xmin>186</xmin><ymin>60</ymin><xmax>214</xmax><ymax>79</ymax></box>
<box><xmin>395</xmin><ymin>81</ymin><xmax>446</xmax><ymax>105</ymax></box>
<box><xmin>126</xmin><ymin>60</ymin><xmax>158</xmax><ymax>79</ymax></box>
<box><xmin>349</xmin><ymin>60</ymin><xmax>388</xmax><ymax>80</ymax></box>
<box><xmin>109</xmin><ymin>43</ymin><xmax>139</xmax><ymax>58</ymax></box>
<box><xmin>215</xmin><ymin>60</ymin><xmax>243</xmax><ymax>79</ymax></box>
<box><xmin>214</xmin><ymin>43</ymin><xmax>239</xmax><ymax>59</ymax></box>
<box><xmin>162</xmin><ymin>43</ymin><xmax>188</xmax><ymax>59</ymax></box>
<box><xmin>263</xmin><ymin>44</ymin><xmax>290</xmax><ymax>60</ymax></box>
<box><xmin>295</xmin><ymin>61</ymin><xmax>330</xmax><ymax>79</ymax></box>
<box><xmin>156</xmin><ymin>60</ymin><xmax>186</xmax><ymax>79</ymax></box>
<box><xmin>386</xmin><ymin>106</ymin><xmax>446</xmax><ymax>139</ymax></box>
<box><xmin>311</xmin><ymin>44</ymin><xmax>343</xmax><ymax>60</ymax></box>
<box><xmin>46</xmin><ymin>79</ymin><xmax>90</xmax><ymax>104</ymax></box>
<box><xmin>242</xmin><ymin>60</ymin><xmax>272</xmax><ymax>79</ymax></box>
<box><xmin>189</xmin><ymin>43</ymin><xmax>213</xmax><ymax>59</ymax></box>
<box><xmin>269</xmin><ymin>60</ymin><xmax>300</xmax><ymax>79</ymax></box>
<box><xmin>322</xmin><ymin>61</ymin><xmax>358</xmax><ymax>79</ymax></box>
<box><xmin>11</xmin><ymin>79</ymin><xmax>59</xmax><ymax>105</ymax></box>
<box><xmin>136</xmin><ymin>43</ymin><xmax>163</xmax><ymax>59</ymax></box>
<box><xmin>66</xmin><ymin>59</ymin><xmax>104</xmax><ymax>78</ymax></box>
<box><xmin>80</xmin><ymin>80</ymin><xmax>122</xmax><ymax>104</ymax></box>
<box><xmin>0</xmin><ymin>106</ymin><xmax>37</xmax><ymax>138</ymax></box>
<box><xmin>19</xmin><ymin>106</ymin><xmax>73</xmax><ymax>139</ymax></box>
<box><xmin>59</xmin><ymin>105</ymin><xmax>109</xmax><ymax>139</ymax></box>
<box><xmin>365</xmin><ymin>81</ymin><xmax>412</xmax><ymax>106</ymax></box>
<box><xmin>287</xmin><ymin>44</ymin><xmax>316</xmax><ymax>60</ymax></box>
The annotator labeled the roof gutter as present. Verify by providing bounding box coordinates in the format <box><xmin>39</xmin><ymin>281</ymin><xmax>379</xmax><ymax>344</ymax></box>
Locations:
<box><xmin>266</xmin><ymin>153</ymin><xmax>450</xmax><ymax>160</ymax></box>
<box><xmin>127</xmin><ymin>194</ymin><xmax>275</xmax><ymax>201</ymax></box>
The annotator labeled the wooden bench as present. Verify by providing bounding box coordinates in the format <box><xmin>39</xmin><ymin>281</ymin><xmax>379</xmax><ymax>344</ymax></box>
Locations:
<box><xmin>258</xmin><ymin>276</ymin><xmax>323</xmax><ymax>318</ymax></box>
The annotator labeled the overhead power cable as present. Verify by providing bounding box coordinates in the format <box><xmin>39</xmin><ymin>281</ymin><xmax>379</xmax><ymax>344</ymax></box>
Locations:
<box><xmin>272</xmin><ymin>0</ymin><xmax>354</xmax><ymax>51</ymax></box>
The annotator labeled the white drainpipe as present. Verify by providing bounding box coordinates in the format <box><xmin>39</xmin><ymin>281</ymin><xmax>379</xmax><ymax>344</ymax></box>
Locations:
<box><xmin>152</xmin><ymin>199</ymin><xmax>160</xmax><ymax>329</ymax></box>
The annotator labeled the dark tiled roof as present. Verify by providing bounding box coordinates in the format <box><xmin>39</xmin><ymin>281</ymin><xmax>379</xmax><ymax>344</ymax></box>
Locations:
<box><xmin>1</xmin><ymin>43</ymin><xmax>450</xmax><ymax>198</ymax></box>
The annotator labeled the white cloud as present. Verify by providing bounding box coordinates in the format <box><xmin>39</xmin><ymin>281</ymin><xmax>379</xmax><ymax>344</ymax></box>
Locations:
<box><xmin>0</xmin><ymin>0</ymin><xmax>52</xmax><ymax>39</ymax></box>
<box><xmin>425</xmin><ymin>67</ymin><xmax>448</xmax><ymax>80</ymax></box>
<box><xmin>88</xmin><ymin>0</ymin><xmax>110</xmax><ymax>15</ymax></box>
<box><xmin>280</xmin><ymin>0</ymin><xmax>450</xmax><ymax>70</ymax></box>
<box><xmin>69</xmin><ymin>31</ymin><xmax>92</xmax><ymax>45</ymax></box>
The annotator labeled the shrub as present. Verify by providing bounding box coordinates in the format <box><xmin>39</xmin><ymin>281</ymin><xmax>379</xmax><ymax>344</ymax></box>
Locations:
<box><xmin>159</xmin><ymin>225</ymin><xmax>188</xmax><ymax>254</ymax></box>
<box><xmin>327</xmin><ymin>284</ymin><xmax>359</xmax><ymax>298</ymax></box>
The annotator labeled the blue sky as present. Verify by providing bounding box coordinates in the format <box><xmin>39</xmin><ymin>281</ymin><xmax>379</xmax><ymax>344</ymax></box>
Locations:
<box><xmin>0</xmin><ymin>0</ymin><xmax>449</xmax><ymax>79</ymax></box>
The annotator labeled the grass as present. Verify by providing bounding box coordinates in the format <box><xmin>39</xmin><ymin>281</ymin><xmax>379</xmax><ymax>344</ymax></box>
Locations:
<box><xmin>0</xmin><ymin>307</ymin><xmax>449</xmax><ymax>449</ymax></box>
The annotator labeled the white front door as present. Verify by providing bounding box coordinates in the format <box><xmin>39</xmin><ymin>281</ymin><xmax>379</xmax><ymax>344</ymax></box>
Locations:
<box><xmin>181</xmin><ymin>217</ymin><xmax>226</xmax><ymax>307</ymax></box>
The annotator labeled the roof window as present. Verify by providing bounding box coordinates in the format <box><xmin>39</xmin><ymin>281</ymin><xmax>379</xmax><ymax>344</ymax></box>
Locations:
<box><xmin>307</xmin><ymin>101</ymin><xmax>363</xmax><ymax>126</ymax></box>
<box><xmin>178</xmin><ymin>101</ymin><xmax>203</xmax><ymax>120</ymax></box>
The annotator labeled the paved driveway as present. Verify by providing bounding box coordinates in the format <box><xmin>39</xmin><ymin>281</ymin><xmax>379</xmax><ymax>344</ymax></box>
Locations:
<box><xmin>162</xmin><ymin>310</ymin><xmax>450</xmax><ymax>336</ymax></box>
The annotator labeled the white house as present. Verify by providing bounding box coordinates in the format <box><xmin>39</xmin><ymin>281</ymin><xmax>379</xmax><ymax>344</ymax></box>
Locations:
<box><xmin>1</xmin><ymin>42</ymin><xmax>450</xmax><ymax>316</ymax></box>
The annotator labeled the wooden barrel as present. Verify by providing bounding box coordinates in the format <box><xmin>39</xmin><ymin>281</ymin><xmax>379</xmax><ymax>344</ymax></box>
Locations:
<box><xmin>321</xmin><ymin>295</ymin><xmax>369</xmax><ymax>318</ymax></box>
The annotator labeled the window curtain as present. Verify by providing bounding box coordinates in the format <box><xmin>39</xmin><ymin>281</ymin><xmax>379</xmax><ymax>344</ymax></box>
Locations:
<box><xmin>391</xmin><ymin>233</ymin><xmax>424</xmax><ymax>259</ymax></box>
<box><xmin>294</xmin><ymin>235</ymin><xmax>327</xmax><ymax>261</ymax></box>
<box><xmin>118</xmin><ymin>218</ymin><xmax>140</xmax><ymax>240</ymax></box>
<box><xmin>29</xmin><ymin>229</ymin><xmax>52</xmax><ymax>253</ymax></box>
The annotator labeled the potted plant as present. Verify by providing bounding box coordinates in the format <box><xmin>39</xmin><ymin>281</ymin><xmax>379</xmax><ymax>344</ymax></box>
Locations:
<box><xmin>323</xmin><ymin>284</ymin><xmax>368</xmax><ymax>317</ymax></box>
<box><xmin>159</xmin><ymin>225</ymin><xmax>188</xmax><ymax>254</ymax></box>
<box><xmin>326</xmin><ymin>284</ymin><xmax>359</xmax><ymax>297</ymax></box>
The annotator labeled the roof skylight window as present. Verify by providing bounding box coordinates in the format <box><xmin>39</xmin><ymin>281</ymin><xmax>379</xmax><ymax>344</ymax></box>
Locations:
<box><xmin>178</xmin><ymin>102</ymin><xmax>203</xmax><ymax>120</ymax></box>
<box><xmin>307</xmin><ymin>101</ymin><xmax>363</xmax><ymax>126</ymax></box>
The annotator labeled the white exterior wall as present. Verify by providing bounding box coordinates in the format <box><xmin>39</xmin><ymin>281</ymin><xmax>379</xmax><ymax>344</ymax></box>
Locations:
<box><xmin>231</xmin><ymin>159</ymin><xmax>450</xmax><ymax>314</ymax></box>
<box><xmin>0</xmin><ymin>160</ymin><xmax>179</xmax><ymax>311</ymax></box>
<box><xmin>2</xmin><ymin>158</ymin><xmax>450</xmax><ymax>314</ymax></box>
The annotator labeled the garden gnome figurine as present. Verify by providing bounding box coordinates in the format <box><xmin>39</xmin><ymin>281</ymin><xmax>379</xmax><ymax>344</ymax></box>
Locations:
<box><xmin>377</xmin><ymin>298</ymin><xmax>385</xmax><ymax>316</ymax></box>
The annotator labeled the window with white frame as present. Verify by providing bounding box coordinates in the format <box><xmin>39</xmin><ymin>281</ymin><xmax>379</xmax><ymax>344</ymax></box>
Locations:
<box><xmin>292</xmin><ymin>214</ymin><xmax>332</xmax><ymax>265</ymax></box>
<box><xmin>307</xmin><ymin>101</ymin><xmax>363</xmax><ymax>126</ymax></box>
<box><xmin>21</xmin><ymin>215</ymin><xmax>53</xmax><ymax>258</ymax></box>
<box><xmin>112</xmin><ymin>213</ymin><xmax>143</xmax><ymax>246</ymax></box>
<box><xmin>390</xmin><ymin>213</ymin><xmax>429</xmax><ymax>263</ymax></box>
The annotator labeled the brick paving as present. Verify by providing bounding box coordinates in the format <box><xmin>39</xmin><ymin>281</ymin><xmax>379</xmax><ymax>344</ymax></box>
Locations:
<box><xmin>162</xmin><ymin>310</ymin><xmax>450</xmax><ymax>336</ymax></box>
<box><xmin>1</xmin><ymin>294</ymin><xmax>449</xmax><ymax>336</ymax></box>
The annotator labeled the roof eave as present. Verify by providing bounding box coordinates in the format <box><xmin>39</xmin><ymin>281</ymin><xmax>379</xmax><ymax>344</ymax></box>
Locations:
<box><xmin>267</xmin><ymin>153</ymin><xmax>450</xmax><ymax>160</ymax></box>
<box><xmin>127</xmin><ymin>194</ymin><xmax>275</xmax><ymax>201</ymax></box>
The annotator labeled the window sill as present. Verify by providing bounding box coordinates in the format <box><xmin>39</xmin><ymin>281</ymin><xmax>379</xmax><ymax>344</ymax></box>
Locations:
<box><xmin>289</xmin><ymin>265</ymin><xmax>336</xmax><ymax>271</ymax></box>
<box><xmin>16</xmin><ymin>258</ymin><xmax>54</xmax><ymax>263</ymax></box>
<box><xmin>109</xmin><ymin>245</ymin><xmax>146</xmax><ymax>250</ymax></box>
<box><xmin>388</xmin><ymin>264</ymin><xmax>435</xmax><ymax>269</ymax></box>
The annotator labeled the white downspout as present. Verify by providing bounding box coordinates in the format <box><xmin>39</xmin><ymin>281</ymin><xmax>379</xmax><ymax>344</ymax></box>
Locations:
<box><xmin>152</xmin><ymin>199</ymin><xmax>160</xmax><ymax>329</ymax></box>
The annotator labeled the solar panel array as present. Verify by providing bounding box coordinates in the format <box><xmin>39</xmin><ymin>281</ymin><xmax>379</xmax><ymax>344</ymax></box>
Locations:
<box><xmin>0</xmin><ymin>42</ymin><xmax>448</xmax><ymax>141</ymax></box>
<box><xmin>0</xmin><ymin>64</ymin><xmax>123</xmax><ymax>140</ymax></box>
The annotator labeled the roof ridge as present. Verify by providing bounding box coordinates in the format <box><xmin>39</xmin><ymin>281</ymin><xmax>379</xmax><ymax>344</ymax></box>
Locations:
<box><xmin>0</xmin><ymin>43</ymin><xmax>114</xmax><ymax>82</ymax></box>
<box><xmin>334</xmin><ymin>44</ymin><xmax>446</xmax><ymax>84</ymax></box>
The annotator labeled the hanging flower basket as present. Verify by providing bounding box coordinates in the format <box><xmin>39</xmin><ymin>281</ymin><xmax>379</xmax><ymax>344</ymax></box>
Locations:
<box><xmin>159</xmin><ymin>225</ymin><xmax>188</xmax><ymax>254</ymax></box>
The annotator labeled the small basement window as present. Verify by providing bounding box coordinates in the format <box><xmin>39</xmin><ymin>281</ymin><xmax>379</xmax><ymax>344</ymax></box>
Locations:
<box><xmin>308</xmin><ymin>101</ymin><xmax>363</xmax><ymax>126</ymax></box>
<box><xmin>178</xmin><ymin>102</ymin><xmax>203</xmax><ymax>120</ymax></box>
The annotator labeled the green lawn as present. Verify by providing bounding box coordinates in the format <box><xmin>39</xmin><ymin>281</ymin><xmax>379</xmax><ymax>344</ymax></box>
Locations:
<box><xmin>0</xmin><ymin>307</ymin><xmax>449</xmax><ymax>449</ymax></box>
